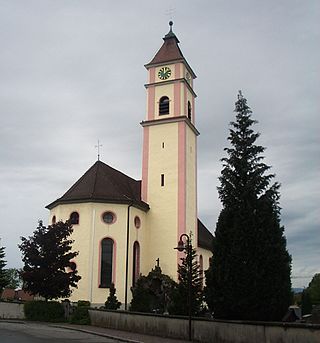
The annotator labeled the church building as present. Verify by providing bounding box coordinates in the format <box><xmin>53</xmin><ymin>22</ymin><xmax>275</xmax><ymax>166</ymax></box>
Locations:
<box><xmin>46</xmin><ymin>22</ymin><xmax>213</xmax><ymax>307</ymax></box>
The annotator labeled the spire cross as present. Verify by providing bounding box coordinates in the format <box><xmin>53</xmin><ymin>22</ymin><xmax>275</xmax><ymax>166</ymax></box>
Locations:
<box><xmin>165</xmin><ymin>7</ymin><xmax>176</xmax><ymax>21</ymax></box>
<box><xmin>95</xmin><ymin>139</ymin><xmax>102</xmax><ymax>161</ymax></box>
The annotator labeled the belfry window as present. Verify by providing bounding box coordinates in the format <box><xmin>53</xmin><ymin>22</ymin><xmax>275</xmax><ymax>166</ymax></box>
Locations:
<box><xmin>100</xmin><ymin>238</ymin><xmax>114</xmax><ymax>288</ymax></box>
<box><xmin>70</xmin><ymin>212</ymin><xmax>79</xmax><ymax>225</ymax></box>
<box><xmin>132</xmin><ymin>241</ymin><xmax>140</xmax><ymax>287</ymax></box>
<box><xmin>188</xmin><ymin>101</ymin><xmax>192</xmax><ymax>120</ymax></box>
<box><xmin>159</xmin><ymin>96</ymin><xmax>169</xmax><ymax>115</ymax></box>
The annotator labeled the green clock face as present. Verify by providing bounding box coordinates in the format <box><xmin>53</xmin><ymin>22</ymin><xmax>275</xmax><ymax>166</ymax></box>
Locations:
<box><xmin>158</xmin><ymin>67</ymin><xmax>172</xmax><ymax>80</ymax></box>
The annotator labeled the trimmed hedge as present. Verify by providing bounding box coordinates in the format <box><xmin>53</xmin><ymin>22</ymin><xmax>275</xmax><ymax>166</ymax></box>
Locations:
<box><xmin>24</xmin><ymin>300</ymin><xmax>65</xmax><ymax>322</ymax></box>
<box><xmin>69</xmin><ymin>306</ymin><xmax>91</xmax><ymax>325</ymax></box>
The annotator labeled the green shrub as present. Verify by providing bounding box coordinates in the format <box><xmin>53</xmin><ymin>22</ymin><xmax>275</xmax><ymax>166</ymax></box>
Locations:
<box><xmin>69</xmin><ymin>306</ymin><xmax>91</xmax><ymax>325</ymax></box>
<box><xmin>24</xmin><ymin>300</ymin><xmax>65</xmax><ymax>322</ymax></box>
<box><xmin>77</xmin><ymin>300</ymin><xmax>90</xmax><ymax>307</ymax></box>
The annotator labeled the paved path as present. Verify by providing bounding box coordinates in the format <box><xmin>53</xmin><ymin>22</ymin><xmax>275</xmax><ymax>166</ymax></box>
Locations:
<box><xmin>53</xmin><ymin>323</ymin><xmax>190</xmax><ymax>343</ymax></box>
<box><xmin>0</xmin><ymin>321</ymin><xmax>118</xmax><ymax>342</ymax></box>
<box><xmin>0</xmin><ymin>321</ymin><xmax>190</xmax><ymax>343</ymax></box>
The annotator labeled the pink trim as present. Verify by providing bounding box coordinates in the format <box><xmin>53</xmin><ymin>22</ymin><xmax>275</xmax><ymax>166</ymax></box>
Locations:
<box><xmin>149</xmin><ymin>67</ymin><xmax>156</xmax><ymax>83</ymax></box>
<box><xmin>192</xmin><ymin>96</ymin><xmax>195</xmax><ymax>124</ymax></box>
<box><xmin>177</xmin><ymin>122</ymin><xmax>186</xmax><ymax>264</ymax></box>
<box><xmin>101</xmin><ymin>211</ymin><xmax>117</xmax><ymax>224</ymax></box>
<box><xmin>195</xmin><ymin>137</ymin><xmax>198</xmax><ymax>248</ymax></box>
<box><xmin>98</xmin><ymin>237</ymin><xmax>116</xmax><ymax>287</ymax></box>
<box><xmin>174</xmin><ymin>82</ymin><xmax>181</xmax><ymax>116</ymax></box>
<box><xmin>141</xmin><ymin>127</ymin><xmax>149</xmax><ymax>202</ymax></box>
<box><xmin>174</xmin><ymin>63</ymin><xmax>180</xmax><ymax>79</ymax></box>
<box><xmin>147</xmin><ymin>86</ymin><xmax>155</xmax><ymax>120</ymax></box>
<box><xmin>184</xmin><ymin>84</ymin><xmax>187</xmax><ymax>116</ymax></box>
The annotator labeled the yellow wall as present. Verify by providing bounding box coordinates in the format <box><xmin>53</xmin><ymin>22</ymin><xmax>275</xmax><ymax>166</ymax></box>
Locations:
<box><xmin>50</xmin><ymin>202</ymin><xmax>147</xmax><ymax>305</ymax></box>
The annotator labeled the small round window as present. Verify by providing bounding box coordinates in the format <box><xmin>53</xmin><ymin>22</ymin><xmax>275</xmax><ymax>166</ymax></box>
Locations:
<box><xmin>102</xmin><ymin>211</ymin><xmax>116</xmax><ymax>224</ymax></box>
<box><xmin>134</xmin><ymin>216</ymin><xmax>141</xmax><ymax>229</ymax></box>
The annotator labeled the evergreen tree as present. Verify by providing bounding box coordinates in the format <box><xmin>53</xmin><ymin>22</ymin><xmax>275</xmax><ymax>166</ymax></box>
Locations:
<box><xmin>170</xmin><ymin>241</ymin><xmax>203</xmax><ymax>316</ymax></box>
<box><xmin>0</xmin><ymin>245</ymin><xmax>9</xmax><ymax>292</ymax></box>
<box><xmin>205</xmin><ymin>91</ymin><xmax>291</xmax><ymax>321</ymax></box>
<box><xmin>301</xmin><ymin>289</ymin><xmax>312</xmax><ymax>315</ymax></box>
<box><xmin>307</xmin><ymin>273</ymin><xmax>320</xmax><ymax>305</ymax></box>
<box><xmin>19</xmin><ymin>220</ymin><xmax>81</xmax><ymax>300</ymax></box>
<box><xmin>105</xmin><ymin>283</ymin><xmax>121</xmax><ymax>310</ymax></box>
<box><xmin>4</xmin><ymin>268</ymin><xmax>22</xmax><ymax>289</ymax></box>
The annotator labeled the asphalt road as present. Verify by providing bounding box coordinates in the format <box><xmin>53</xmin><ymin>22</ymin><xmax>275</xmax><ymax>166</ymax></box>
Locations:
<box><xmin>0</xmin><ymin>322</ymin><xmax>121</xmax><ymax>343</ymax></box>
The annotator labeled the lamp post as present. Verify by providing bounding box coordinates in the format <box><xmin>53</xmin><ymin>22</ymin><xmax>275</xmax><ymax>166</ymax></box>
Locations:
<box><xmin>175</xmin><ymin>233</ymin><xmax>192</xmax><ymax>341</ymax></box>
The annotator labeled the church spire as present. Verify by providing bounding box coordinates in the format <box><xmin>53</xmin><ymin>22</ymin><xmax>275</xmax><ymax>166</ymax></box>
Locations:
<box><xmin>163</xmin><ymin>21</ymin><xmax>179</xmax><ymax>42</ymax></box>
<box><xmin>145</xmin><ymin>21</ymin><xmax>184</xmax><ymax>67</ymax></box>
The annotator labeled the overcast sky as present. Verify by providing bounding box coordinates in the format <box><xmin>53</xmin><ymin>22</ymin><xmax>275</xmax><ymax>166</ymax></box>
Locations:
<box><xmin>0</xmin><ymin>0</ymin><xmax>318</xmax><ymax>288</ymax></box>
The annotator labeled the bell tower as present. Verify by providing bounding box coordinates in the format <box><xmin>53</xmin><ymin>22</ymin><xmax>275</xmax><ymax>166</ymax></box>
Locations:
<box><xmin>141</xmin><ymin>22</ymin><xmax>199</xmax><ymax>278</ymax></box>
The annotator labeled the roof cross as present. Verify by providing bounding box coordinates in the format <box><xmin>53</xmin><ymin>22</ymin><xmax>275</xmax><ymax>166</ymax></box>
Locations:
<box><xmin>165</xmin><ymin>6</ymin><xmax>176</xmax><ymax>21</ymax></box>
<box><xmin>95</xmin><ymin>139</ymin><xmax>102</xmax><ymax>161</ymax></box>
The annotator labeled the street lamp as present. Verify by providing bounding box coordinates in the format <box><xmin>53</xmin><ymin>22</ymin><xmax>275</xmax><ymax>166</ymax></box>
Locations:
<box><xmin>175</xmin><ymin>233</ymin><xmax>192</xmax><ymax>341</ymax></box>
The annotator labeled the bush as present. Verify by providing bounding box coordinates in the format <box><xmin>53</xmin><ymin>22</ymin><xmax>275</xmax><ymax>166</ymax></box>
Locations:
<box><xmin>77</xmin><ymin>300</ymin><xmax>90</xmax><ymax>307</ymax></box>
<box><xmin>69</xmin><ymin>306</ymin><xmax>91</xmax><ymax>325</ymax></box>
<box><xmin>24</xmin><ymin>300</ymin><xmax>64</xmax><ymax>322</ymax></box>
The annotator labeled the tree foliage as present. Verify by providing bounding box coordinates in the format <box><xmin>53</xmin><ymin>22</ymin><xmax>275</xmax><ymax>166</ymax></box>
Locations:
<box><xmin>0</xmin><ymin>245</ymin><xmax>8</xmax><ymax>292</ymax></box>
<box><xmin>19</xmin><ymin>220</ymin><xmax>81</xmax><ymax>300</ymax></box>
<box><xmin>170</xmin><ymin>240</ymin><xmax>203</xmax><ymax>316</ymax></box>
<box><xmin>130</xmin><ymin>266</ymin><xmax>177</xmax><ymax>313</ymax></box>
<box><xmin>205</xmin><ymin>91</ymin><xmax>292</xmax><ymax>321</ymax></box>
<box><xmin>307</xmin><ymin>273</ymin><xmax>320</xmax><ymax>306</ymax></box>
<box><xmin>4</xmin><ymin>268</ymin><xmax>22</xmax><ymax>289</ymax></box>
<box><xmin>105</xmin><ymin>282</ymin><xmax>121</xmax><ymax>310</ymax></box>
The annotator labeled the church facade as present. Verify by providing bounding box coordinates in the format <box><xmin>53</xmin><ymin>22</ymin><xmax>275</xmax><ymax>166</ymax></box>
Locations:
<box><xmin>46</xmin><ymin>22</ymin><xmax>213</xmax><ymax>306</ymax></box>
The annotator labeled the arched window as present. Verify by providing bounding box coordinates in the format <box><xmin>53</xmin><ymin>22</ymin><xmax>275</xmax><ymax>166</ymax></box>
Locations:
<box><xmin>199</xmin><ymin>255</ymin><xmax>204</xmax><ymax>289</ymax></box>
<box><xmin>132</xmin><ymin>241</ymin><xmax>140</xmax><ymax>287</ymax></box>
<box><xmin>188</xmin><ymin>101</ymin><xmax>192</xmax><ymax>120</ymax></box>
<box><xmin>100</xmin><ymin>238</ymin><xmax>114</xmax><ymax>288</ymax></box>
<box><xmin>70</xmin><ymin>212</ymin><xmax>79</xmax><ymax>225</ymax></box>
<box><xmin>52</xmin><ymin>215</ymin><xmax>56</xmax><ymax>224</ymax></box>
<box><xmin>159</xmin><ymin>96</ymin><xmax>169</xmax><ymax>115</ymax></box>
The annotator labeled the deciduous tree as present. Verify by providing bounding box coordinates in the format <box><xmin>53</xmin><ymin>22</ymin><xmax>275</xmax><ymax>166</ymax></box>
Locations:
<box><xmin>19</xmin><ymin>220</ymin><xmax>81</xmax><ymax>300</ymax></box>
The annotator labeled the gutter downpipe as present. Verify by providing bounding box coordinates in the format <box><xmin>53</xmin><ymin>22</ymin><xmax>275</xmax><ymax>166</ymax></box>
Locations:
<box><xmin>125</xmin><ymin>201</ymin><xmax>133</xmax><ymax>310</ymax></box>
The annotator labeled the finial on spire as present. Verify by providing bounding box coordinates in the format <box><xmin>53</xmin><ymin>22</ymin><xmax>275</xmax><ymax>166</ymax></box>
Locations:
<box><xmin>169</xmin><ymin>20</ymin><xmax>173</xmax><ymax>31</ymax></box>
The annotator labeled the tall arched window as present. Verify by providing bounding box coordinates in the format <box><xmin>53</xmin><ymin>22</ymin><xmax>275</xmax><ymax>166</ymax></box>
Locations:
<box><xmin>199</xmin><ymin>255</ymin><xmax>204</xmax><ymax>289</ymax></box>
<box><xmin>100</xmin><ymin>238</ymin><xmax>114</xmax><ymax>288</ymax></box>
<box><xmin>132</xmin><ymin>241</ymin><xmax>140</xmax><ymax>287</ymax></box>
<box><xmin>159</xmin><ymin>96</ymin><xmax>169</xmax><ymax>115</ymax></box>
<box><xmin>188</xmin><ymin>101</ymin><xmax>192</xmax><ymax>120</ymax></box>
<box><xmin>70</xmin><ymin>212</ymin><xmax>79</xmax><ymax>225</ymax></box>
<box><xmin>52</xmin><ymin>215</ymin><xmax>56</xmax><ymax>224</ymax></box>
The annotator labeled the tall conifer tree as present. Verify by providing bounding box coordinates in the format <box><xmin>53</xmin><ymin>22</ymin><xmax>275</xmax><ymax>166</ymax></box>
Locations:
<box><xmin>205</xmin><ymin>91</ymin><xmax>291</xmax><ymax>321</ymax></box>
<box><xmin>0</xmin><ymin>244</ymin><xmax>8</xmax><ymax>292</ymax></box>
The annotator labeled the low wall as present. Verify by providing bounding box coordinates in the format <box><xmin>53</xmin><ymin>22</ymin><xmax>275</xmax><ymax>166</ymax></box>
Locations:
<box><xmin>89</xmin><ymin>309</ymin><xmax>320</xmax><ymax>343</ymax></box>
<box><xmin>0</xmin><ymin>302</ymin><xmax>25</xmax><ymax>319</ymax></box>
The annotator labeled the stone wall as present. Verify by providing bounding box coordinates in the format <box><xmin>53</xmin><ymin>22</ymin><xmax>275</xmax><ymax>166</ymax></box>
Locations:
<box><xmin>0</xmin><ymin>302</ymin><xmax>25</xmax><ymax>319</ymax></box>
<box><xmin>89</xmin><ymin>309</ymin><xmax>320</xmax><ymax>343</ymax></box>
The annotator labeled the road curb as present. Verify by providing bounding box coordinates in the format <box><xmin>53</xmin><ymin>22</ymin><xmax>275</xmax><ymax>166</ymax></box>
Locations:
<box><xmin>51</xmin><ymin>324</ymin><xmax>142</xmax><ymax>343</ymax></box>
